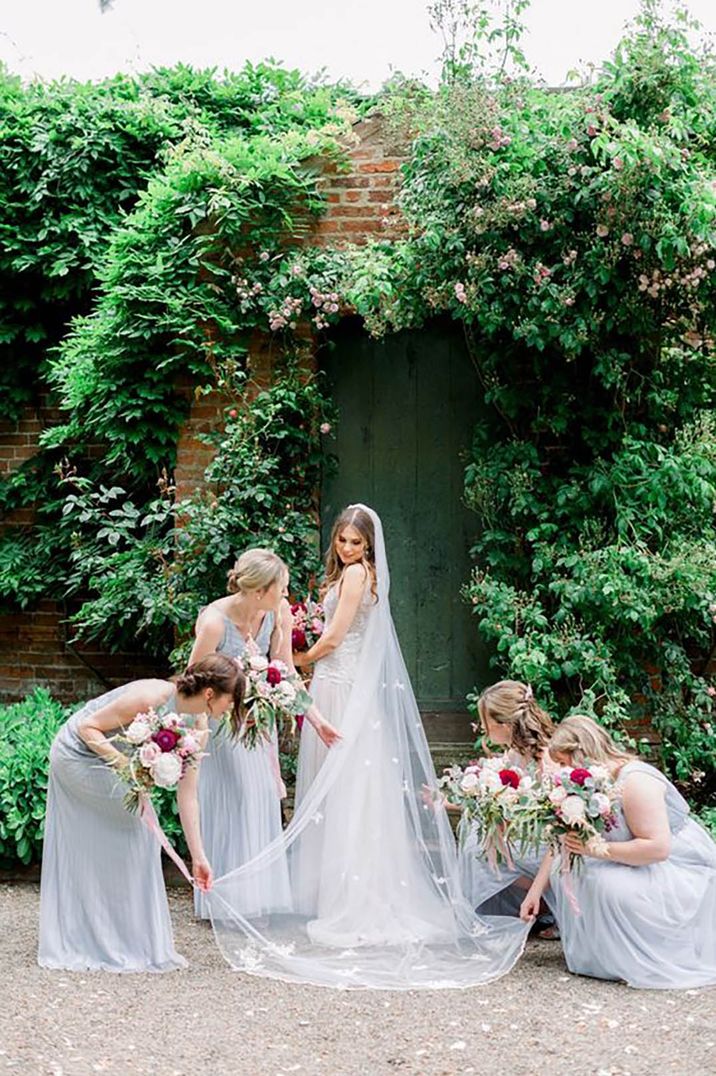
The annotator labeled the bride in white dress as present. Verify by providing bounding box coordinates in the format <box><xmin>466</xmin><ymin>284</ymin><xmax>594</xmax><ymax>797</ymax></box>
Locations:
<box><xmin>207</xmin><ymin>504</ymin><xmax>529</xmax><ymax>989</ymax></box>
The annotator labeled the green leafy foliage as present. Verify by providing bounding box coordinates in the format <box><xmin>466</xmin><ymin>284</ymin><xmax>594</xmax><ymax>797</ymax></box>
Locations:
<box><xmin>357</xmin><ymin>5</ymin><xmax>716</xmax><ymax>807</ymax></box>
<box><xmin>57</xmin><ymin>371</ymin><xmax>334</xmax><ymax>659</ymax></box>
<box><xmin>0</xmin><ymin>686</ymin><xmax>197</xmax><ymax>867</ymax></box>
<box><xmin>0</xmin><ymin>689</ymin><xmax>68</xmax><ymax>865</ymax></box>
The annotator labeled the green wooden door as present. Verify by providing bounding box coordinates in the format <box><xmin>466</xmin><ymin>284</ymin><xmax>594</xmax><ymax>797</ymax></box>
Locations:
<box><xmin>320</xmin><ymin>318</ymin><xmax>489</xmax><ymax>744</ymax></box>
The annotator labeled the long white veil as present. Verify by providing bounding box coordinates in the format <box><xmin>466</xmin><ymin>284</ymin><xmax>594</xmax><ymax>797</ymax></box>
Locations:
<box><xmin>207</xmin><ymin>505</ymin><xmax>529</xmax><ymax>989</ymax></box>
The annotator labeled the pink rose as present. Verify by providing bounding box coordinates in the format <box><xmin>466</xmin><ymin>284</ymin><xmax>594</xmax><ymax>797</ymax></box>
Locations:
<box><xmin>320</xmin><ymin>422</ymin><xmax>332</xmax><ymax>434</ymax></box>
<box><xmin>139</xmin><ymin>741</ymin><xmax>162</xmax><ymax>767</ymax></box>
<box><xmin>621</xmin><ymin>233</ymin><xmax>633</xmax><ymax>246</ymax></box>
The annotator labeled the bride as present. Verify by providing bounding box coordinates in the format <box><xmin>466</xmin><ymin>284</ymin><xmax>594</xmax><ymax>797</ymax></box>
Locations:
<box><xmin>208</xmin><ymin>504</ymin><xmax>529</xmax><ymax>989</ymax></box>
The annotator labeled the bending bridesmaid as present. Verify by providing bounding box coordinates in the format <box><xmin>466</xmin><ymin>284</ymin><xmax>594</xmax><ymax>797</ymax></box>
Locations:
<box><xmin>38</xmin><ymin>654</ymin><xmax>243</xmax><ymax>973</ymax></box>
<box><xmin>458</xmin><ymin>680</ymin><xmax>556</xmax><ymax>920</ymax></box>
<box><xmin>521</xmin><ymin>715</ymin><xmax>716</xmax><ymax>989</ymax></box>
<box><xmin>188</xmin><ymin>547</ymin><xmax>339</xmax><ymax>919</ymax></box>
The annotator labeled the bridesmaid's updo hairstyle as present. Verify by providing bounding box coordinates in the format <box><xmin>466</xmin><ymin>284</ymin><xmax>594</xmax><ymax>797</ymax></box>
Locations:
<box><xmin>549</xmin><ymin>715</ymin><xmax>632</xmax><ymax>767</ymax></box>
<box><xmin>176</xmin><ymin>654</ymin><xmax>246</xmax><ymax>737</ymax></box>
<box><xmin>227</xmin><ymin>548</ymin><xmax>287</xmax><ymax>596</ymax></box>
<box><xmin>477</xmin><ymin>680</ymin><xmax>554</xmax><ymax>762</ymax></box>
<box><xmin>323</xmin><ymin>506</ymin><xmax>378</xmax><ymax>602</ymax></box>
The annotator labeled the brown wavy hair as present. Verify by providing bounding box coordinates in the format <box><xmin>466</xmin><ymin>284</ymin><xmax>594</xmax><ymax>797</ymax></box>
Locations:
<box><xmin>321</xmin><ymin>506</ymin><xmax>378</xmax><ymax>602</ymax></box>
<box><xmin>477</xmin><ymin>680</ymin><xmax>554</xmax><ymax>763</ymax></box>
<box><xmin>176</xmin><ymin>654</ymin><xmax>246</xmax><ymax>737</ymax></box>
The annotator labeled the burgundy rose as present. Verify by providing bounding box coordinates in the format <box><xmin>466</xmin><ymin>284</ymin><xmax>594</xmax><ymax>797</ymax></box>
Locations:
<box><xmin>266</xmin><ymin>664</ymin><xmax>283</xmax><ymax>686</ymax></box>
<box><xmin>292</xmin><ymin>627</ymin><xmax>307</xmax><ymax>651</ymax></box>
<box><xmin>570</xmin><ymin>767</ymin><xmax>592</xmax><ymax>786</ymax></box>
<box><xmin>152</xmin><ymin>728</ymin><xmax>180</xmax><ymax>753</ymax></box>
<box><xmin>499</xmin><ymin>768</ymin><xmax>520</xmax><ymax>789</ymax></box>
<box><xmin>291</xmin><ymin>602</ymin><xmax>307</xmax><ymax>615</ymax></box>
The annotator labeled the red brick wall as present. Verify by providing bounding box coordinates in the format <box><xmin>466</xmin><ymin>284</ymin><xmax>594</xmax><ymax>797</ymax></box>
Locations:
<box><xmin>0</xmin><ymin>601</ymin><xmax>167</xmax><ymax>705</ymax></box>
<box><xmin>0</xmin><ymin>398</ymin><xmax>166</xmax><ymax>704</ymax></box>
<box><xmin>314</xmin><ymin>115</ymin><xmax>405</xmax><ymax>245</ymax></box>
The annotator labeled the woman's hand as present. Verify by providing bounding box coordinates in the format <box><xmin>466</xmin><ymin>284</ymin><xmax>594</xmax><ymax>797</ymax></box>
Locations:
<box><xmin>520</xmin><ymin>887</ymin><xmax>542</xmax><ymax>921</ymax></box>
<box><xmin>193</xmin><ymin>856</ymin><xmax>213</xmax><ymax>892</ymax></box>
<box><xmin>562</xmin><ymin>832</ymin><xmax>588</xmax><ymax>857</ymax></box>
<box><xmin>313</xmin><ymin>717</ymin><xmax>342</xmax><ymax>748</ymax></box>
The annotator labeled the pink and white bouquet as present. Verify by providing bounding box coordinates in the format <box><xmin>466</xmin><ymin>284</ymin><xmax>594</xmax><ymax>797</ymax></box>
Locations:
<box><xmin>535</xmin><ymin>764</ymin><xmax>620</xmax><ymax>871</ymax></box>
<box><xmin>440</xmin><ymin>756</ymin><xmax>540</xmax><ymax>869</ymax></box>
<box><xmin>115</xmin><ymin>708</ymin><xmax>205</xmax><ymax>812</ymax></box>
<box><xmin>235</xmin><ymin>646</ymin><xmax>313</xmax><ymax>748</ymax></box>
<box><xmin>290</xmin><ymin>597</ymin><xmax>324</xmax><ymax>653</ymax></box>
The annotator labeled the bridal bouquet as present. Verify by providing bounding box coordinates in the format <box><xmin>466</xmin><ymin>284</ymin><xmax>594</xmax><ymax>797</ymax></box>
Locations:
<box><xmin>534</xmin><ymin>765</ymin><xmax>620</xmax><ymax>872</ymax></box>
<box><xmin>115</xmin><ymin>709</ymin><xmax>205</xmax><ymax>813</ymax></box>
<box><xmin>235</xmin><ymin>647</ymin><xmax>313</xmax><ymax>748</ymax></box>
<box><xmin>440</xmin><ymin>756</ymin><xmax>541</xmax><ymax>869</ymax></box>
<box><xmin>290</xmin><ymin>597</ymin><xmax>324</xmax><ymax>652</ymax></box>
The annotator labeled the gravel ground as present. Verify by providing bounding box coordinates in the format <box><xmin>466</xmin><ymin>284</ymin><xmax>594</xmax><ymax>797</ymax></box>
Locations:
<box><xmin>1</xmin><ymin>883</ymin><xmax>714</xmax><ymax>1076</ymax></box>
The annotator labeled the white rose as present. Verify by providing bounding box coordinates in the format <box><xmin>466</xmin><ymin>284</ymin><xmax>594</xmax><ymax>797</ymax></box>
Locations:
<box><xmin>478</xmin><ymin>770</ymin><xmax>502</xmax><ymax>793</ymax></box>
<box><xmin>160</xmin><ymin>711</ymin><xmax>180</xmax><ymax>729</ymax></box>
<box><xmin>549</xmin><ymin>785</ymin><xmax>567</xmax><ymax>805</ymax></box>
<box><xmin>249</xmin><ymin>655</ymin><xmax>269</xmax><ymax>672</ymax></box>
<box><xmin>150</xmin><ymin>752</ymin><xmax>183</xmax><ymax>789</ymax></box>
<box><xmin>518</xmin><ymin>775</ymin><xmax>534</xmax><ymax>792</ymax></box>
<box><xmin>460</xmin><ymin>772</ymin><xmax>479</xmax><ymax>792</ymax></box>
<box><xmin>125</xmin><ymin>719</ymin><xmax>152</xmax><ymax>745</ymax></box>
<box><xmin>588</xmin><ymin>764</ymin><xmax>609</xmax><ymax>782</ymax></box>
<box><xmin>276</xmin><ymin>682</ymin><xmax>296</xmax><ymax>703</ymax></box>
<box><xmin>560</xmin><ymin>794</ymin><xmax>587</xmax><ymax>824</ymax></box>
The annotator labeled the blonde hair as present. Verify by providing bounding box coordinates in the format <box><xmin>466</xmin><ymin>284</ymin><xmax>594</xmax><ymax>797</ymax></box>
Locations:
<box><xmin>227</xmin><ymin>548</ymin><xmax>287</xmax><ymax>649</ymax></box>
<box><xmin>548</xmin><ymin>715</ymin><xmax>633</xmax><ymax>766</ymax></box>
<box><xmin>227</xmin><ymin>548</ymin><xmax>287</xmax><ymax>595</ymax></box>
<box><xmin>322</xmin><ymin>506</ymin><xmax>378</xmax><ymax>601</ymax></box>
<box><xmin>478</xmin><ymin>680</ymin><xmax>554</xmax><ymax>762</ymax></box>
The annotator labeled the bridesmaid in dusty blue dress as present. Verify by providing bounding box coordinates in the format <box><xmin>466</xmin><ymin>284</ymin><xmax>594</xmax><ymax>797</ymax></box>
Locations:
<box><xmin>457</xmin><ymin>680</ymin><xmax>557</xmax><ymax>922</ymax></box>
<box><xmin>521</xmin><ymin>715</ymin><xmax>716</xmax><ymax>989</ymax></box>
<box><xmin>38</xmin><ymin>654</ymin><xmax>243</xmax><ymax>973</ymax></box>
<box><xmin>188</xmin><ymin>548</ymin><xmax>339</xmax><ymax>919</ymax></box>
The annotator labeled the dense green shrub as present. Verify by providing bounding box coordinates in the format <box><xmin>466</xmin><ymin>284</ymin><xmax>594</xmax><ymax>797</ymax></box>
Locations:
<box><xmin>0</xmin><ymin>688</ymin><xmax>194</xmax><ymax>867</ymax></box>
<box><xmin>0</xmin><ymin>689</ymin><xmax>68</xmax><ymax>865</ymax></box>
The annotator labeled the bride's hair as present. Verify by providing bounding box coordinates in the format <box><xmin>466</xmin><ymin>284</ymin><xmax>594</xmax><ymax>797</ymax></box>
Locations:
<box><xmin>477</xmin><ymin>680</ymin><xmax>554</xmax><ymax>762</ymax></box>
<box><xmin>176</xmin><ymin>653</ymin><xmax>246</xmax><ymax>736</ymax></box>
<box><xmin>549</xmin><ymin>715</ymin><xmax>633</xmax><ymax>766</ymax></box>
<box><xmin>322</xmin><ymin>506</ymin><xmax>378</xmax><ymax>601</ymax></box>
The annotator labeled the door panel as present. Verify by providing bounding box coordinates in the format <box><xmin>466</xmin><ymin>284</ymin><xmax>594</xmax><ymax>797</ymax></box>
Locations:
<box><xmin>320</xmin><ymin>318</ymin><xmax>490</xmax><ymax>741</ymax></box>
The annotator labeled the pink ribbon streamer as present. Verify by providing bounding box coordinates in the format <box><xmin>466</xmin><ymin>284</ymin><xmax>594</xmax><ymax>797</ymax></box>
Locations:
<box><xmin>140</xmin><ymin>795</ymin><xmax>195</xmax><ymax>887</ymax></box>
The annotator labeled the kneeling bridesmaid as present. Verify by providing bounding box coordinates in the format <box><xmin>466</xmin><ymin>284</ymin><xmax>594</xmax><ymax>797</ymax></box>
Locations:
<box><xmin>38</xmin><ymin>654</ymin><xmax>243</xmax><ymax>973</ymax></box>
<box><xmin>521</xmin><ymin>715</ymin><xmax>716</xmax><ymax>989</ymax></box>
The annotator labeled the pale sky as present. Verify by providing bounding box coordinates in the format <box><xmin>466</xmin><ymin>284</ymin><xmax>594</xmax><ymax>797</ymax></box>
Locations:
<box><xmin>1</xmin><ymin>0</ymin><xmax>716</xmax><ymax>90</ymax></box>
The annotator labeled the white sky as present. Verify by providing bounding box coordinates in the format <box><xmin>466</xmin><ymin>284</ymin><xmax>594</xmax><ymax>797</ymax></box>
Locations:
<box><xmin>1</xmin><ymin>0</ymin><xmax>716</xmax><ymax>90</ymax></box>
